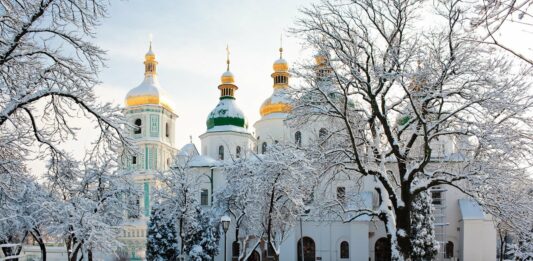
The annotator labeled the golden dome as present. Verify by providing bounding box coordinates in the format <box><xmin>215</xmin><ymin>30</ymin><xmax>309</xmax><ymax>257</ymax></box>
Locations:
<box><xmin>125</xmin><ymin>42</ymin><xmax>174</xmax><ymax>112</ymax></box>
<box><xmin>273</xmin><ymin>47</ymin><xmax>289</xmax><ymax>72</ymax></box>
<box><xmin>221</xmin><ymin>71</ymin><xmax>235</xmax><ymax>84</ymax></box>
<box><xmin>260</xmin><ymin>97</ymin><xmax>292</xmax><ymax>117</ymax></box>
<box><xmin>273</xmin><ymin>58</ymin><xmax>288</xmax><ymax>72</ymax></box>
<box><xmin>315</xmin><ymin>54</ymin><xmax>327</xmax><ymax>65</ymax></box>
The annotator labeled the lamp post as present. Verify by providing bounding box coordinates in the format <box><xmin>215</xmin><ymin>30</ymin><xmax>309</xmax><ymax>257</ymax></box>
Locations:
<box><xmin>221</xmin><ymin>215</ymin><xmax>231</xmax><ymax>261</ymax></box>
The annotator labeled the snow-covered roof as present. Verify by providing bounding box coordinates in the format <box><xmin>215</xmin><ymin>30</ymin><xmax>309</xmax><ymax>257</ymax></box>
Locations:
<box><xmin>274</xmin><ymin>58</ymin><xmax>287</xmax><ymax>65</ymax></box>
<box><xmin>222</xmin><ymin>71</ymin><xmax>234</xmax><ymax>77</ymax></box>
<box><xmin>179</xmin><ymin>143</ymin><xmax>199</xmax><ymax>157</ymax></box>
<box><xmin>459</xmin><ymin>198</ymin><xmax>486</xmax><ymax>220</ymax></box>
<box><xmin>188</xmin><ymin>155</ymin><xmax>220</xmax><ymax>168</ymax></box>
<box><xmin>206</xmin><ymin>98</ymin><xmax>248</xmax><ymax>130</ymax></box>
<box><xmin>208</xmin><ymin>98</ymin><xmax>246</xmax><ymax>119</ymax></box>
<box><xmin>125</xmin><ymin>75</ymin><xmax>174</xmax><ymax>111</ymax></box>
<box><xmin>127</xmin><ymin>75</ymin><xmax>162</xmax><ymax>98</ymax></box>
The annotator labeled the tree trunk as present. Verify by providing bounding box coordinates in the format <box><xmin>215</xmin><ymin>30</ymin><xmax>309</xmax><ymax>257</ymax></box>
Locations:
<box><xmin>30</xmin><ymin>229</ymin><xmax>47</xmax><ymax>261</ymax></box>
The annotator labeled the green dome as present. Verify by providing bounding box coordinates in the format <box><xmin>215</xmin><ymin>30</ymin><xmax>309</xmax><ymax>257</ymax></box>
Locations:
<box><xmin>206</xmin><ymin>98</ymin><xmax>248</xmax><ymax>131</ymax></box>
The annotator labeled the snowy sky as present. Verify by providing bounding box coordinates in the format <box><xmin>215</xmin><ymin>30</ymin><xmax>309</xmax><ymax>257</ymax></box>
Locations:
<box><xmin>93</xmin><ymin>0</ymin><xmax>313</xmax><ymax>148</ymax></box>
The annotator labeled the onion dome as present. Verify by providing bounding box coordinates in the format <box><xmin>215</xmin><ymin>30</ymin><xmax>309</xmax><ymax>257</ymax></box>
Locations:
<box><xmin>314</xmin><ymin>49</ymin><xmax>333</xmax><ymax>79</ymax></box>
<box><xmin>206</xmin><ymin>47</ymin><xmax>248</xmax><ymax>132</ymax></box>
<box><xmin>125</xmin><ymin>42</ymin><xmax>174</xmax><ymax>112</ymax></box>
<box><xmin>259</xmin><ymin>45</ymin><xmax>292</xmax><ymax>117</ymax></box>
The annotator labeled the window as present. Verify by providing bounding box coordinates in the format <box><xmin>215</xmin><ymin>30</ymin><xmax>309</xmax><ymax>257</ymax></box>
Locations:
<box><xmin>200</xmin><ymin>189</ymin><xmax>209</xmax><ymax>206</ymax></box>
<box><xmin>166</xmin><ymin>158</ymin><xmax>171</xmax><ymax>167</ymax></box>
<box><xmin>165</xmin><ymin>123</ymin><xmax>169</xmax><ymax>138</ymax></box>
<box><xmin>432</xmin><ymin>187</ymin><xmax>443</xmax><ymax>205</ymax></box>
<box><xmin>274</xmin><ymin>140</ymin><xmax>279</xmax><ymax>144</ymax></box>
<box><xmin>134</xmin><ymin>119</ymin><xmax>142</xmax><ymax>134</ymax></box>
<box><xmin>262</xmin><ymin>142</ymin><xmax>267</xmax><ymax>154</ymax></box>
<box><xmin>218</xmin><ymin>145</ymin><xmax>224</xmax><ymax>160</ymax></box>
<box><xmin>375</xmin><ymin>238</ymin><xmax>391</xmax><ymax>261</ymax></box>
<box><xmin>295</xmin><ymin>131</ymin><xmax>302</xmax><ymax>147</ymax></box>
<box><xmin>445</xmin><ymin>241</ymin><xmax>454</xmax><ymax>258</ymax></box>
<box><xmin>132</xmin><ymin>156</ymin><xmax>137</xmax><ymax>165</ymax></box>
<box><xmin>340</xmin><ymin>241</ymin><xmax>349</xmax><ymax>258</ymax></box>
<box><xmin>319</xmin><ymin>128</ymin><xmax>328</xmax><ymax>139</ymax></box>
<box><xmin>297</xmin><ymin>237</ymin><xmax>316</xmax><ymax>261</ymax></box>
<box><xmin>337</xmin><ymin>186</ymin><xmax>346</xmax><ymax>203</ymax></box>
<box><xmin>236</xmin><ymin>146</ymin><xmax>241</xmax><ymax>159</ymax></box>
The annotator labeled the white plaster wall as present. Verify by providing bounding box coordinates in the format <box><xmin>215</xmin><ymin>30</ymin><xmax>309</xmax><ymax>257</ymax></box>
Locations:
<box><xmin>461</xmin><ymin>219</ymin><xmax>497</xmax><ymax>261</ymax></box>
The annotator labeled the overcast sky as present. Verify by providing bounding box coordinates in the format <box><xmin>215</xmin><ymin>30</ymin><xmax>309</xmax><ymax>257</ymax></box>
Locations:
<box><xmin>93</xmin><ymin>0</ymin><xmax>314</xmax><ymax>148</ymax></box>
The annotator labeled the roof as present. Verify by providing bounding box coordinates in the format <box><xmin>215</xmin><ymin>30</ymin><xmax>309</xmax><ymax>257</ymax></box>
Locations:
<box><xmin>188</xmin><ymin>155</ymin><xmax>220</xmax><ymax>168</ymax></box>
<box><xmin>125</xmin><ymin>75</ymin><xmax>174</xmax><ymax>111</ymax></box>
<box><xmin>206</xmin><ymin>98</ymin><xmax>248</xmax><ymax>130</ymax></box>
<box><xmin>459</xmin><ymin>198</ymin><xmax>486</xmax><ymax>220</ymax></box>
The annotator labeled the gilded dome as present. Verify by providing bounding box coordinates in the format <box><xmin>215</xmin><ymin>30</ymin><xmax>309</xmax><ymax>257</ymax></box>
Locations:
<box><xmin>260</xmin><ymin>96</ymin><xmax>291</xmax><ymax>117</ymax></box>
<box><xmin>273</xmin><ymin>58</ymin><xmax>288</xmax><ymax>72</ymax></box>
<box><xmin>124</xmin><ymin>43</ymin><xmax>174</xmax><ymax>112</ymax></box>
<box><xmin>221</xmin><ymin>71</ymin><xmax>235</xmax><ymax>84</ymax></box>
<box><xmin>125</xmin><ymin>75</ymin><xmax>174</xmax><ymax>112</ymax></box>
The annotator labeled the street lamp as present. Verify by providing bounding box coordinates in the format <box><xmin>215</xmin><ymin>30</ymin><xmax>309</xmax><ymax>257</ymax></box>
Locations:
<box><xmin>221</xmin><ymin>215</ymin><xmax>231</xmax><ymax>261</ymax></box>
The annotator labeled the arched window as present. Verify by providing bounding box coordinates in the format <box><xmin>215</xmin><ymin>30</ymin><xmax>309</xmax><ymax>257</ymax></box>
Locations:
<box><xmin>297</xmin><ymin>237</ymin><xmax>316</xmax><ymax>261</ymax></box>
<box><xmin>218</xmin><ymin>145</ymin><xmax>224</xmax><ymax>160</ymax></box>
<box><xmin>236</xmin><ymin>146</ymin><xmax>241</xmax><ymax>159</ymax></box>
<box><xmin>340</xmin><ymin>241</ymin><xmax>349</xmax><ymax>258</ymax></box>
<box><xmin>295</xmin><ymin>131</ymin><xmax>302</xmax><ymax>147</ymax></box>
<box><xmin>375</xmin><ymin>237</ymin><xmax>391</xmax><ymax>261</ymax></box>
<box><xmin>132</xmin><ymin>156</ymin><xmax>137</xmax><ymax>165</ymax></box>
<box><xmin>165</xmin><ymin>122</ymin><xmax>169</xmax><ymax>138</ymax></box>
<box><xmin>319</xmin><ymin>128</ymin><xmax>328</xmax><ymax>139</ymax></box>
<box><xmin>262</xmin><ymin>142</ymin><xmax>267</xmax><ymax>154</ymax></box>
<box><xmin>134</xmin><ymin>119</ymin><xmax>142</xmax><ymax>134</ymax></box>
<box><xmin>166</xmin><ymin>158</ymin><xmax>171</xmax><ymax>167</ymax></box>
<box><xmin>445</xmin><ymin>241</ymin><xmax>454</xmax><ymax>258</ymax></box>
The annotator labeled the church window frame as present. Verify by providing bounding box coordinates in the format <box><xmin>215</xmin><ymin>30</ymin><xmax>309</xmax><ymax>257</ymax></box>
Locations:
<box><xmin>200</xmin><ymin>189</ymin><xmax>209</xmax><ymax>206</ymax></box>
<box><xmin>236</xmin><ymin>146</ymin><xmax>241</xmax><ymax>159</ymax></box>
<box><xmin>134</xmin><ymin>119</ymin><xmax>142</xmax><ymax>134</ymax></box>
<box><xmin>340</xmin><ymin>241</ymin><xmax>349</xmax><ymax>259</ymax></box>
<box><xmin>218</xmin><ymin>145</ymin><xmax>225</xmax><ymax>160</ymax></box>
<box><xmin>261</xmin><ymin>142</ymin><xmax>267</xmax><ymax>154</ymax></box>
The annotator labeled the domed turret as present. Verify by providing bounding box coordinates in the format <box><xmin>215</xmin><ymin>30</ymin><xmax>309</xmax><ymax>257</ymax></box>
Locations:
<box><xmin>206</xmin><ymin>46</ymin><xmax>248</xmax><ymax>132</ymax></box>
<box><xmin>259</xmin><ymin>45</ymin><xmax>291</xmax><ymax>117</ymax></box>
<box><xmin>125</xmin><ymin>42</ymin><xmax>174</xmax><ymax>112</ymax></box>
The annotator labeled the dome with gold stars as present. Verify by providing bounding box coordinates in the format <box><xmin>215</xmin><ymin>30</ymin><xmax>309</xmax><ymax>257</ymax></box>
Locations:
<box><xmin>125</xmin><ymin>43</ymin><xmax>174</xmax><ymax>112</ymax></box>
<box><xmin>259</xmin><ymin>47</ymin><xmax>292</xmax><ymax>117</ymax></box>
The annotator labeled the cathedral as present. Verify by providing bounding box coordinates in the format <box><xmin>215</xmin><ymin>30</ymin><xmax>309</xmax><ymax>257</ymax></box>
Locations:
<box><xmin>116</xmin><ymin>43</ymin><xmax>497</xmax><ymax>261</ymax></box>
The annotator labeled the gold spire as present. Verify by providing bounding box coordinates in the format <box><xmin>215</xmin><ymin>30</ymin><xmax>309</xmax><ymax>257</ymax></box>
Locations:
<box><xmin>279</xmin><ymin>33</ymin><xmax>283</xmax><ymax>59</ymax></box>
<box><xmin>221</xmin><ymin>44</ymin><xmax>235</xmax><ymax>84</ymax></box>
<box><xmin>144</xmin><ymin>40</ymin><xmax>157</xmax><ymax>77</ymax></box>
<box><xmin>219</xmin><ymin>45</ymin><xmax>238</xmax><ymax>98</ymax></box>
<box><xmin>273</xmin><ymin>35</ymin><xmax>289</xmax><ymax>73</ymax></box>
<box><xmin>226</xmin><ymin>44</ymin><xmax>230</xmax><ymax>71</ymax></box>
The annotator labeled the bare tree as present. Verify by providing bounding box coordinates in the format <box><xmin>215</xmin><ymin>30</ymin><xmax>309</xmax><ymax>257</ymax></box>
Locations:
<box><xmin>0</xmin><ymin>0</ymin><xmax>134</xmax><ymax>256</ymax></box>
<box><xmin>291</xmin><ymin>0</ymin><xmax>533</xmax><ymax>259</ymax></box>
<box><xmin>467</xmin><ymin>0</ymin><xmax>533</xmax><ymax>65</ymax></box>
